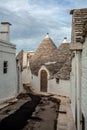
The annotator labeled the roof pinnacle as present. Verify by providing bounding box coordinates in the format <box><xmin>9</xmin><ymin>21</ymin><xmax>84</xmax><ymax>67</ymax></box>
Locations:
<box><xmin>62</xmin><ymin>37</ymin><xmax>67</xmax><ymax>43</ymax></box>
<box><xmin>45</xmin><ymin>33</ymin><xmax>49</xmax><ymax>39</ymax></box>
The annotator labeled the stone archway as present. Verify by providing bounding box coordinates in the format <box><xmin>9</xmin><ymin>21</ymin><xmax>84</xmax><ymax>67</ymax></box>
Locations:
<box><xmin>40</xmin><ymin>70</ymin><xmax>48</xmax><ymax>92</ymax></box>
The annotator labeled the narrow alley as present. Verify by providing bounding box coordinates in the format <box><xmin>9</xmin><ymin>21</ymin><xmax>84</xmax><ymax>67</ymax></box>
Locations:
<box><xmin>0</xmin><ymin>92</ymin><xmax>76</xmax><ymax>130</ymax></box>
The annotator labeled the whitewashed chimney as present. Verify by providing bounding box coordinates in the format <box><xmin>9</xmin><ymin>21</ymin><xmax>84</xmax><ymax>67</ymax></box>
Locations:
<box><xmin>0</xmin><ymin>22</ymin><xmax>11</xmax><ymax>42</ymax></box>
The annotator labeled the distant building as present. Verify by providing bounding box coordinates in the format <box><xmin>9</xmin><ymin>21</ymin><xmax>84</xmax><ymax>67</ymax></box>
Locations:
<box><xmin>0</xmin><ymin>22</ymin><xmax>22</xmax><ymax>103</ymax></box>
<box><xmin>19</xmin><ymin>34</ymin><xmax>72</xmax><ymax>97</ymax></box>
<box><xmin>16</xmin><ymin>50</ymin><xmax>34</xmax><ymax>86</ymax></box>
<box><xmin>70</xmin><ymin>8</ymin><xmax>87</xmax><ymax>130</ymax></box>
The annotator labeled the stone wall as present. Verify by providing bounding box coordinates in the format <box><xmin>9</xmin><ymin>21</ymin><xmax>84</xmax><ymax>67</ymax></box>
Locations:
<box><xmin>70</xmin><ymin>8</ymin><xmax>87</xmax><ymax>44</ymax></box>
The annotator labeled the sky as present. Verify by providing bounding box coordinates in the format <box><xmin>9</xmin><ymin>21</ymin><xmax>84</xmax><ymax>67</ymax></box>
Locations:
<box><xmin>0</xmin><ymin>0</ymin><xmax>87</xmax><ymax>53</ymax></box>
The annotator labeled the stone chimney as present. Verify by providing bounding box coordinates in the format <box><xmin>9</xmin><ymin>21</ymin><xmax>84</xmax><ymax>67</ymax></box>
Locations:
<box><xmin>0</xmin><ymin>22</ymin><xmax>11</xmax><ymax>42</ymax></box>
<box><xmin>62</xmin><ymin>37</ymin><xmax>67</xmax><ymax>43</ymax></box>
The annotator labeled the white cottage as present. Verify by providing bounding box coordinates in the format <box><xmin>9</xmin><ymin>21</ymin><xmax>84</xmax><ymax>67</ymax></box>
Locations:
<box><xmin>18</xmin><ymin>34</ymin><xmax>72</xmax><ymax>97</ymax></box>
<box><xmin>70</xmin><ymin>8</ymin><xmax>87</xmax><ymax>130</ymax></box>
<box><xmin>27</xmin><ymin>34</ymin><xmax>72</xmax><ymax>97</ymax></box>
<box><xmin>0</xmin><ymin>22</ymin><xmax>22</xmax><ymax>103</ymax></box>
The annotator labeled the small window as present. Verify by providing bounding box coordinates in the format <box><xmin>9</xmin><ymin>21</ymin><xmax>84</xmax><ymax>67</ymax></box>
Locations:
<box><xmin>3</xmin><ymin>61</ymin><xmax>8</xmax><ymax>74</ymax></box>
<box><xmin>56</xmin><ymin>78</ymin><xmax>59</xmax><ymax>84</ymax></box>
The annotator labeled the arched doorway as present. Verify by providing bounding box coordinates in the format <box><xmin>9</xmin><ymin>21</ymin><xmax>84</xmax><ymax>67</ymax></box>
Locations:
<box><xmin>40</xmin><ymin>70</ymin><xmax>47</xmax><ymax>92</ymax></box>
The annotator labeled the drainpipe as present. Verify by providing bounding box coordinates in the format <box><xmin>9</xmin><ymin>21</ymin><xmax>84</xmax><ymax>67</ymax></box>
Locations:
<box><xmin>75</xmin><ymin>51</ymin><xmax>81</xmax><ymax>130</ymax></box>
<box><xmin>74</xmin><ymin>51</ymin><xmax>77</xmax><ymax>125</ymax></box>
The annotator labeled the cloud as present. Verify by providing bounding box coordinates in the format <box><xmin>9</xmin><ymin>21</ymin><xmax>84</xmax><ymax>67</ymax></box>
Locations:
<box><xmin>0</xmin><ymin>0</ymin><xmax>87</xmax><ymax>53</ymax></box>
<box><xmin>0</xmin><ymin>0</ymin><xmax>29</xmax><ymax>12</ymax></box>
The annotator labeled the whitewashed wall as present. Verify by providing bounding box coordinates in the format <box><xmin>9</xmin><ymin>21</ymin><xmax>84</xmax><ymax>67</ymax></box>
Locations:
<box><xmin>23</xmin><ymin>52</ymin><xmax>27</xmax><ymax>68</ymax></box>
<box><xmin>70</xmin><ymin>56</ymin><xmax>76</xmax><ymax>121</ymax></box>
<box><xmin>0</xmin><ymin>40</ymin><xmax>17</xmax><ymax>103</ymax></box>
<box><xmin>82</xmin><ymin>36</ymin><xmax>87</xmax><ymax>130</ymax></box>
<box><xmin>30</xmin><ymin>75</ymin><xmax>40</xmax><ymax>91</ymax></box>
<box><xmin>30</xmin><ymin>66</ymin><xmax>71</xmax><ymax>97</ymax></box>
<box><xmin>22</xmin><ymin>68</ymin><xmax>31</xmax><ymax>84</ymax></box>
<box><xmin>16</xmin><ymin>61</ymin><xmax>23</xmax><ymax>93</ymax></box>
<box><xmin>48</xmin><ymin>78</ymin><xmax>70</xmax><ymax>97</ymax></box>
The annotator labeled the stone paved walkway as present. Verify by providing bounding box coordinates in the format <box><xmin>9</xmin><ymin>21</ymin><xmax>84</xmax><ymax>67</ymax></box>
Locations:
<box><xmin>0</xmin><ymin>91</ymin><xmax>76</xmax><ymax>130</ymax></box>
<box><xmin>33</xmin><ymin>91</ymin><xmax>76</xmax><ymax>130</ymax></box>
<box><xmin>55</xmin><ymin>96</ymin><xmax>76</xmax><ymax>130</ymax></box>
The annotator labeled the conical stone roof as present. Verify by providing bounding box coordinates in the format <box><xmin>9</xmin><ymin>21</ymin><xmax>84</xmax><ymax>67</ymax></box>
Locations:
<box><xmin>30</xmin><ymin>36</ymin><xmax>72</xmax><ymax>78</ymax></box>
<box><xmin>31</xmin><ymin>34</ymin><xmax>57</xmax><ymax>61</ymax></box>
<box><xmin>49</xmin><ymin>43</ymin><xmax>71</xmax><ymax>62</ymax></box>
<box><xmin>44</xmin><ymin>43</ymin><xmax>72</xmax><ymax>79</ymax></box>
<box><xmin>30</xmin><ymin>34</ymin><xmax>57</xmax><ymax>75</ymax></box>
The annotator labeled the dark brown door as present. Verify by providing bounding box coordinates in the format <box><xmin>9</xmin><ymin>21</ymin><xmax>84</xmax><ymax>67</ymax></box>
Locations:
<box><xmin>40</xmin><ymin>70</ymin><xmax>47</xmax><ymax>92</ymax></box>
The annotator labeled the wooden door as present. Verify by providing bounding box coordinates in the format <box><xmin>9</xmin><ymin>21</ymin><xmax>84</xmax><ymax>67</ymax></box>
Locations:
<box><xmin>40</xmin><ymin>70</ymin><xmax>47</xmax><ymax>92</ymax></box>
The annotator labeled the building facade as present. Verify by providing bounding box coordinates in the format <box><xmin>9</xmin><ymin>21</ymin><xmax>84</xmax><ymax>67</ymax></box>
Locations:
<box><xmin>0</xmin><ymin>22</ymin><xmax>22</xmax><ymax>103</ymax></box>
<box><xmin>20</xmin><ymin>34</ymin><xmax>72</xmax><ymax>97</ymax></box>
<box><xmin>70</xmin><ymin>8</ymin><xmax>87</xmax><ymax>130</ymax></box>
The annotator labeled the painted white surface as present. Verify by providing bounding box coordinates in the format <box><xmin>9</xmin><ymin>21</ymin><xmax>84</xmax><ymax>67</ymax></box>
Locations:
<box><xmin>76</xmin><ymin>51</ymin><xmax>81</xmax><ymax>130</ymax></box>
<box><xmin>30</xmin><ymin>66</ymin><xmax>71</xmax><ymax>97</ymax></box>
<box><xmin>22</xmin><ymin>67</ymin><xmax>31</xmax><ymax>84</ymax></box>
<box><xmin>0</xmin><ymin>40</ymin><xmax>17</xmax><ymax>102</ymax></box>
<box><xmin>0</xmin><ymin>23</ymin><xmax>11</xmax><ymax>41</ymax></box>
<box><xmin>31</xmin><ymin>74</ymin><xmax>70</xmax><ymax>97</ymax></box>
<box><xmin>48</xmin><ymin>78</ymin><xmax>70</xmax><ymax>97</ymax></box>
<box><xmin>17</xmin><ymin>61</ymin><xmax>23</xmax><ymax>93</ymax></box>
<box><xmin>82</xmin><ymin>36</ymin><xmax>87</xmax><ymax>130</ymax></box>
<box><xmin>22</xmin><ymin>51</ymin><xmax>34</xmax><ymax>85</ymax></box>
<box><xmin>70</xmin><ymin>56</ymin><xmax>76</xmax><ymax>121</ymax></box>
<box><xmin>30</xmin><ymin>75</ymin><xmax>40</xmax><ymax>91</ymax></box>
<box><xmin>23</xmin><ymin>52</ymin><xmax>27</xmax><ymax>68</ymax></box>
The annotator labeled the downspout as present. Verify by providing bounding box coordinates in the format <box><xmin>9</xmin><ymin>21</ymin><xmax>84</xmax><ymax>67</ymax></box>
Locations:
<box><xmin>74</xmin><ymin>51</ymin><xmax>77</xmax><ymax>125</ymax></box>
<box><xmin>75</xmin><ymin>51</ymin><xmax>81</xmax><ymax>130</ymax></box>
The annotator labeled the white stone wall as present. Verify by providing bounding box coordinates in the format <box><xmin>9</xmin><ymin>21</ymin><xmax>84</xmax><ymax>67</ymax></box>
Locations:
<box><xmin>22</xmin><ymin>68</ymin><xmax>31</xmax><ymax>84</ymax></box>
<box><xmin>70</xmin><ymin>56</ymin><xmax>76</xmax><ymax>121</ymax></box>
<box><xmin>48</xmin><ymin>79</ymin><xmax>70</xmax><ymax>97</ymax></box>
<box><xmin>0</xmin><ymin>41</ymin><xmax>17</xmax><ymax>102</ymax></box>
<box><xmin>30</xmin><ymin>75</ymin><xmax>40</xmax><ymax>91</ymax></box>
<box><xmin>16</xmin><ymin>61</ymin><xmax>23</xmax><ymax>93</ymax></box>
<box><xmin>82</xmin><ymin>36</ymin><xmax>87</xmax><ymax>130</ymax></box>
<box><xmin>30</xmin><ymin>66</ymin><xmax>71</xmax><ymax>97</ymax></box>
<box><xmin>23</xmin><ymin>52</ymin><xmax>27</xmax><ymax>68</ymax></box>
<box><xmin>31</xmin><ymin>74</ymin><xmax>70</xmax><ymax>97</ymax></box>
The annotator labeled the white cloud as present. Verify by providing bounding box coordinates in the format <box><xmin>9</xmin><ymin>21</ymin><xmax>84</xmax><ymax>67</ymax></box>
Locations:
<box><xmin>0</xmin><ymin>0</ymin><xmax>29</xmax><ymax>12</ymax></box>
<box><xmin>13</xmin><ymin>37</ymin><xmax>43</xmax><ymax>53</ymax></box>
<box><xmin>0</xmin><ymin>0</ymin><xmax>87</xmax><ymax>53</ymax></box>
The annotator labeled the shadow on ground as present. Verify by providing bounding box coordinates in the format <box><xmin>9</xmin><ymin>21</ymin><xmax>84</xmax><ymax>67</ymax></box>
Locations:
<box><xmin>0</xmin><ymin>93</ymin><xmax>41</xmax><ymax>130</ymax></box>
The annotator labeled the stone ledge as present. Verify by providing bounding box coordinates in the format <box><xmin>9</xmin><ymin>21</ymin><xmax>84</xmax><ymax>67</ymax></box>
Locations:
<box><xmin>70</xmin><ymin>43</ymin><xmax>83</xmax><ymax>51</ymax></box>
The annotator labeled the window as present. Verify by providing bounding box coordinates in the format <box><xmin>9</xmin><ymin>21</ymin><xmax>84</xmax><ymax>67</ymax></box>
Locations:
<box><xmin>3</xmin><ymin>61</ymin><xmax>8</xmax><ymax>74</ymax></box>
<box><xmin>56</xmin><ymin>78</ymin><xmax>59</xmax><ymax>84</ymax></box>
